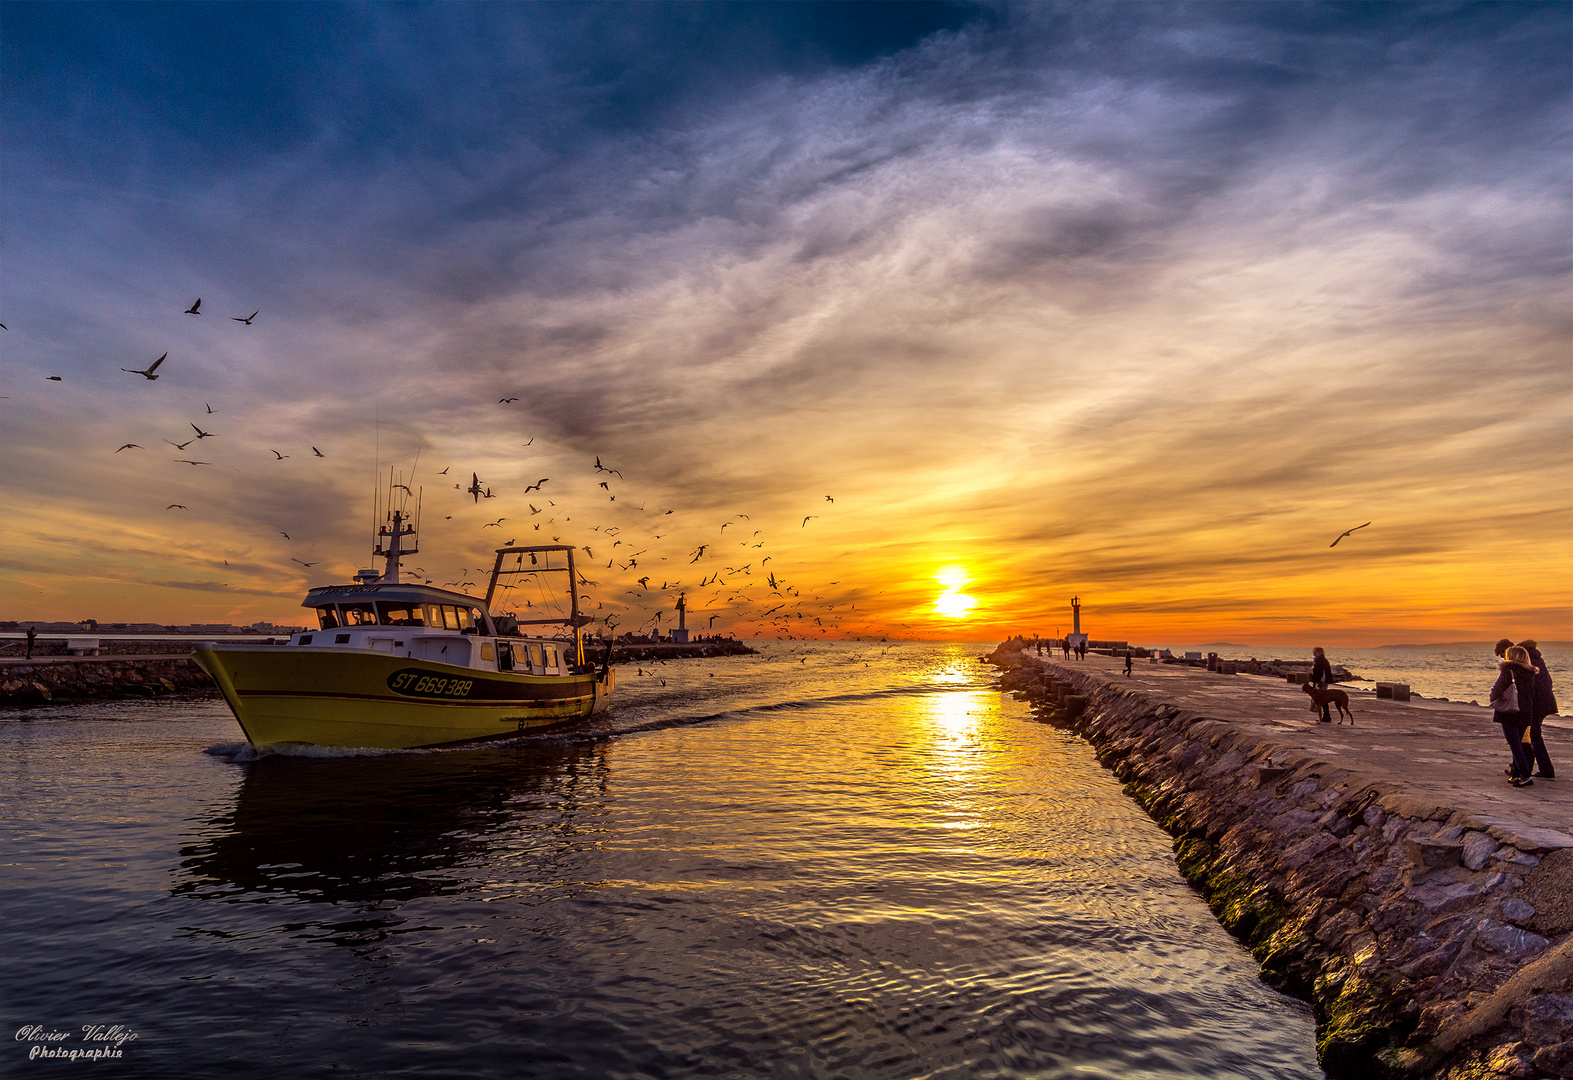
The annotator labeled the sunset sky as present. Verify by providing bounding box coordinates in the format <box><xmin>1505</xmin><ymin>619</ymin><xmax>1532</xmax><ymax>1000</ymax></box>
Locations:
<box><xmin>2</xmin><ymin>2</ymin><xmax>1569</xmax><ymax>646</ymax></box>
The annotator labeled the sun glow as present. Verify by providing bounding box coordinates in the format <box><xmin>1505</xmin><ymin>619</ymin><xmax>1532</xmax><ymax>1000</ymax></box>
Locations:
<box><xmin>932</xmin><ymin>565</ymin><xmax>977</xmax><ymax>619</ymax></box>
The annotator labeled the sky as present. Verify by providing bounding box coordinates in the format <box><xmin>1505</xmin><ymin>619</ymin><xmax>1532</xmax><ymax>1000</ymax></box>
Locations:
<box><xmin>2</xmin><ymin>1</ymin><xmax>1569</xmax><ymax>646</ymax></box>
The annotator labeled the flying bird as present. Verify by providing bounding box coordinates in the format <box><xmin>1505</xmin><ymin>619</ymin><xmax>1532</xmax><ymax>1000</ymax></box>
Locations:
<box><xmin>1329</xmin><ymin>522</ymin><xmax>1372</xmax><ymax>548</ymax></box>
<box><xmin>165</xmin><ymin>438</ymin><xmax>196</xmax><ymax>450</ymax></box>
<box><xmin>231</xmin><ymin>311</ymin><xmax>258</xmax><ymax>324</ymax></box>
<box><xmin>166</xmin><ymin>504</ymin><xmax>188</xmax><ymax>510</ymax></box>
<box><xmin>598</xmin><ymin>481</ymin><xmax>610</xmax><ymax>490</ymax></box>
<box><xmin>482</xmin><ymin>519</ymin><xmax>506</xmax><ymax>528</ymax></box>
<box><xmin>468</xmin><ymin>473</ymin><xmax>484</xmax><ymax>503</ymax></box>
<box><xmin>802</xmin><ymin>516</ymin><xmax>816</xmax><ymax>527</ymax></box>
<box><xmin>291</xmin><ymin>558</ymin><xmax>318</xmax><ymax>567</ymax></box>
<box><xmin>190</xmin><ymin>423</ymin><xmax>215</xmax><ymax>439</ymax></box>
<box><xmin>312</xmin><ymin>447</ymin><xmax>325</xmax><ymax>458</ymax></box>
<box><xmin>825</xmin><ymin>496</ymin><xmax>833</xmax><ymax>503</ymax></box>
<box><xmin>46</xmin><ymin>376</ymin><xmax>62</xmax><ymax>381</ymax></box>
<box><xmin>122</xmin><ymin>352</ymin><xmax>167</xmax><ymax>380</ymax></box>
<box><xmin>270</xmin><ymin>449</ymin><xmax>289</xmax><ymax>460</ymax></box>
<box><xmin>499</xmin><ymin>397</ymin><xmax>519</xmax><ymax>403</ymax></box>
<box><xmin>175</xmin><ymin>460</ymin><xmax>211</xmax><ymax>466</ymax></box>
<box><xmin>524</xmin><ymin>479</ymin><xmax>549</xmax><ymax>493</ymax></box>
<box><xmin>205</xmin><ymin>403</ymin><xmax>214</xmax><ymax>414</ymax></box>
<box><xmin>115</xmin><ymin>444</ymin><xmax>142</xmax><ymax>453</ymax></box>
<box><xmin>522</xmin><ymin>437</ymin><xmax>535</xmax><ymax>446</ymax></box>
<box><xmin>438</xmin><ymin>467</ymin><xmax>449</xmax><ymax>475</ymax></box>
<box><xmin>279</xmin><ymin>531</ymin><xmax>291</xmax><ymax>540</ymax></box>
<box><xmin>185</xmin><ymin>298</ymin><xmax>201</xmax><ymax>315</ymax></box>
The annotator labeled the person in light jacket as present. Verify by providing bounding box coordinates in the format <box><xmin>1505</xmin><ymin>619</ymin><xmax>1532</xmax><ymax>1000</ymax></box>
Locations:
<box><xmin>1491</xmin><ymin>645</ymin><xmax>1539</xmax><ymax>787</ymax></box>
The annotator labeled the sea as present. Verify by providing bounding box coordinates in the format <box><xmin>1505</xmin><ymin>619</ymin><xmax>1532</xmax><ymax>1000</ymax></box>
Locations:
<box><xmin>1159</xmin><ymin>641</ymin><xmax>1572</xmax><ymax>709</ymax></box>
<box><xmin>5</xmin><ymin>639</ymin><xmax>1349</xmax><ymax>1079</ymax></box>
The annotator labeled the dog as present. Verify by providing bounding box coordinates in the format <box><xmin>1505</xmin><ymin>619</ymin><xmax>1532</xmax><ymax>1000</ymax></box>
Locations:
<box><xmin>1302</xmin><ymin>682</ymin><xmax>1353</xmax><ymax>723</ymax></box>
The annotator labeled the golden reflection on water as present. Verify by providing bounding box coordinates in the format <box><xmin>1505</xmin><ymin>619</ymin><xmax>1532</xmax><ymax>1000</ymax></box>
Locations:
<box><xmin>922</xmin><ymin>688</ymin><xmax>996</xmax><ymax>832</ymax></box>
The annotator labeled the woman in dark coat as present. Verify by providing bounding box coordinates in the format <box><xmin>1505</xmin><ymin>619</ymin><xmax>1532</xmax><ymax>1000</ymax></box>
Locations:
<box><xmin>1519</xmin><ymin>639</ymin><xmax>1557</xmax><ymax>779</ymax></box>
<box><xmin>1310</xmin><ymin>647</ymin><xmax>1334</xmax><ymax>723</ymax></box>
<box><xmin>1491</xmin><ymin>645</ymin><xmax>1539</xmax><ymax>786</ymax></box>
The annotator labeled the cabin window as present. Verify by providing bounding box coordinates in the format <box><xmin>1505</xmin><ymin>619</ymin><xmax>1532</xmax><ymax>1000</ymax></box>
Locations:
<box><xmin>298</xmin><ymin>635</ymin><xmax>313</xmax><ymax>645</ymax></box>
<box><xmin>480</xmin><ymin>642</ymin><xmax>495</xmax><ymax>662</ymax></box>
<box><xmin>316</xmin><ymin>607</ymin><xmax>341</xmax><ymax>629</ymax></box>
<box><xmin>377</xmin><ymin>603</ymin><xmax>425</xmax><ymax>627</ymax></box>
<box><xmin>546</xmin><ymin>647</ymin><xmax>560</xmax><ymax>669</ymax></box>
<box><xmin>341</xmin><ymin>604</ymin><xmax>377</xmax><ymax>626</ymax></box>
<box><xmin>529</xmin><ymin>644</ymin><xmax>545</xmax><ymax>669</ymax></box>
<box><xmin>423</xmin><ymin>605</ymin><xmax>444</xmax><ymax>628</ymax></box>
<box><xmin>439</xmin><ymin>606</ymin><xmax>461</xmax><ymax>630</ymax></box>
<box><xmin>497</xmin><ymin>643</ymin><xmax>515</xmax><ymax>672</ymax></box>
<box><xmin>456</xmin><ymin>607</ymin><xmax>475</xmax><ymax>631</ymax></box>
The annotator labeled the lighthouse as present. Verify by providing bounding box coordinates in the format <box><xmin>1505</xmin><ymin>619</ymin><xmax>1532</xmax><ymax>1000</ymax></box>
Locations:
<box><xmin>671</xmin><ymin>592</ymin><xmax>689</xmax><ymax>644</ymax></box>
<box><xmin>1066</xmin><ymin>596</ymin><xmax>1088</xmax><ymax>652</ymax></box>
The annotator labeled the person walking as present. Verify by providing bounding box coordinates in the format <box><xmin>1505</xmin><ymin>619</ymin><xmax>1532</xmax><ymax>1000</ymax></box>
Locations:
<box><xmin>1491</xmin><ymin>645</ymin><xmax>1540</xmax><ymax>787</ymax></box>
<box><xmin>25</xmin><ymin>626</ymin><xmax>36</xmax><ymax>659</ymax></box>
<box><xmin>1310</xmin><ymin>647</ymin><xmax>1334</xmax><ymax>723</ymax></box>
<box><xmin>1504</xmin><ymin>638</ymin><xmax>1557</xmax><ymax>780</ymax></box>
<box><xmin>1124</xmin><ymin>653</ymin><xmax>1133</xmax><ymax>677</ymax></box>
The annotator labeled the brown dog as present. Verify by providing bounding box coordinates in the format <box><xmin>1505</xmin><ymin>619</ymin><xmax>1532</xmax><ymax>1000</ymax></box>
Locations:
<box><xmin>1302</xmin><ymin>682</ymin><xmax>1353</xmax><ymax>723</ymax></box>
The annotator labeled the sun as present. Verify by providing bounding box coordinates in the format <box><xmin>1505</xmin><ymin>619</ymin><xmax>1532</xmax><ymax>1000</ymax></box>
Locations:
<box><xmin>932</xmin><ymin>565</ymin><xmax>977</xmax><ymax>619</ymax></box>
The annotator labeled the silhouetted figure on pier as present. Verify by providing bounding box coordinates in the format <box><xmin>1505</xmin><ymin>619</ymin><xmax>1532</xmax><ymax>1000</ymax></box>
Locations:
<box><xmin>1125</xmin><ymin>653</ymin><xmax>1133</xmax><ymax>677</ymax></box>
<box><xmin>25</xmin><ymin>626</ymin><xmax>36</xmax><ymax>659</ymax></box>
<box><xmin>1310</xmin><ymin>647</ymin><xmax>1334</xmax><ymax>722</ymax></box>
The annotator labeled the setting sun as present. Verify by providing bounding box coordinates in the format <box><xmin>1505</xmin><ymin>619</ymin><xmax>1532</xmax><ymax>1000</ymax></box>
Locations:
<box><xmin>933</xmin><ymin>566</ymin><xmax>978</xmax><ymax>619</ymax></box>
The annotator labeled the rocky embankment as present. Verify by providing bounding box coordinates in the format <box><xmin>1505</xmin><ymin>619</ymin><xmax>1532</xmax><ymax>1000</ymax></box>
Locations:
<box><xmin>1</xmin><ymin>657</ymin><xmax>213</xmax><ymax>707</ymax></box>
<box><xmin>988</xmin><ymin>638</ymin><xmax>1573</xmax><ymax>1080</ymax></box>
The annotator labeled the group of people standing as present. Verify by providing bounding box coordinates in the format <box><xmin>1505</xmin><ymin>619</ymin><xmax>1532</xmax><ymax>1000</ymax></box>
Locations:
<box><xmin>1491</xmin><ymin>638</ymin><xmax>1556</xmax><ymax>787</ymax></box>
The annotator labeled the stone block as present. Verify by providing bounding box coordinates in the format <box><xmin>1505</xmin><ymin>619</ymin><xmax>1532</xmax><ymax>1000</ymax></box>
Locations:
<box><xmin>1502</xmin><ymin>897</ymin><xmax>1536</xmax><ymax>924</ymax></box>
<box><xmin>1406</xmin><ymin>837</ymin><xmax>1464</xmax><ymax>871</ymax></box>
<box><xmin>1376</xmin><ymin>682</ymin><xmax>1411</xmax><ymax>701</ymax></box>
<box><xmin>1461</xmin><ymin>831</ymin><xmax>1500</xmax><ymax>871</ymax></box>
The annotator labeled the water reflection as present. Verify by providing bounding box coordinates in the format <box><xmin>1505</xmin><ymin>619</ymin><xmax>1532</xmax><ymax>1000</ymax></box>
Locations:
<box><xmin>174</xmin><ymin>741</ymin><xmax>607</xmax><ymax>920</ymax></box>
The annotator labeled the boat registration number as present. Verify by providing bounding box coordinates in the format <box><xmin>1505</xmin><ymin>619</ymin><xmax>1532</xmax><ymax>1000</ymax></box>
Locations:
<box><xmin>388</xmin><ymin>669</ymin><xmax>475</xmax><ymax>699</ymax></box>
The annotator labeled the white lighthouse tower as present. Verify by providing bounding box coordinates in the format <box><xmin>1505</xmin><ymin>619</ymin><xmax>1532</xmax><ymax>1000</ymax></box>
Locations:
<box><xmin>1066</xmin><ymin>596</ymin><xmax>1088</xmax><ymax>652</ymax></box>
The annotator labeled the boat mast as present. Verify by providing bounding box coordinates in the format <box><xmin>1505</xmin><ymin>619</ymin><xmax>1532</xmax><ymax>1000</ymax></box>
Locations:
<box><xmin>374</xmin><ymin>506</ymin><xmax>418</xmax><ymax>584</ymax></box>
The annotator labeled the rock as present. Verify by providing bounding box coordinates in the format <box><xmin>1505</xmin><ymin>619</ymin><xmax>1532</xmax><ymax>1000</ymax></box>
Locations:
<box><xmin>1472</xmin><ymin>919</ymin><xmax>1549</xmax><ymax>958</ymax></box>
<box><xmin>1462</xmin><ymin>831</ymin><xmax>1500</xmax><ymax>871</ymax></box>
<box><xmin>1513</xmin><ymin>992</ymin><xmax>1573</xmax><ymax>1047</ymax></box>
<box><xmin>1532</xmin><ymin>1041</ymin><xmax>1573</xmax><ymax>1078</ymax></box>
<box><xmin>1502</xmin><ymin>898</ymin><xmax>1537</xmax><ymax>924</ymax></box>
<box><xmin>1406</xmin><ymin>836</ymin><xmax>1464</xmax><ymax>871</ymax></box>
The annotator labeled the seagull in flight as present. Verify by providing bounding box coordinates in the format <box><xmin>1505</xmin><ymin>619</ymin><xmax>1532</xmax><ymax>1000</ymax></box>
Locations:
<box><xmin>312</xmin><ymin>446</ymin><xmax>325</xmax><ymax>458</ymax></box>
<box><xmin>122</xmin><ymin>352</ymin><xmax>168</xmax><ymax>380</ymax></box>
<box><xmin>231</xmin><ymin>311</ymin><xmax>258</xmax><ymax>324</ymax></box>
<box><xmin>482</xmin><ymin>519</ymin><xmax>506</xmax><ymax>528</ymax></box>
<box><xmin>1329</xmin><ymin>522</ymin><xmax>1372</xmax><ymax>548</ymax></box>
<box><xmin>524</xmin><ymin>478</ymin><xmax>549</xmax><ymax>493</ymax></box>
<box><xmin>270</xmin><ymin>449</ymin><xmax>289</xmax><ymax>460</ymax></box>
<box><xmin>499</xmin><ymin>397</ymin><xmax>519</xmax><ymax>403</ymax></box>
<box><xmin>184</xmin><ymin>298</ymin><xmax>201</xmax><ymax>315</ymax></box>
<box><xmin>802</xmin><ymin>516</ymin><xmax>816</xmax><ymax>527</ymax></box>
<box><xmin>290</xmin><ymin>558</ymin><xmax>318</xmax><ymax>567</ymax></box>
<box><xmin>206</xmin><ymin>403</ymin><xmax>214</xmax><ymax>414</ymax></box>
<box><xmin>175</xmin><ymin>460</ymin><xmax>211</xmax><ymax>466</ymax></box>
<box><xmin>165</xmin><ymin>438</ymin><xmax>196</xmax><ymax>450</ymax></box>
<box><xmin>115</xmin><ymin>444</ymin><xmax>142</xmax><ymax>453</ymax></box>
<box><xmin>190</xmin><ymin>423</ymin><xmax>216</xmax><ymax>439</ymax></box>
<box><xmin>468</xmin><ymin>473</ymin><xmax>484</xmax><ymax>503</ymax></box>
<box><xmin>280</xmin><ymin>531</ymin><xmax>291</xmax><ymax>540</ymax></box>
<box><xmin>166</xmin><ymin>504</ymin><xmax>188</xmax><ymax>510</ymax></box>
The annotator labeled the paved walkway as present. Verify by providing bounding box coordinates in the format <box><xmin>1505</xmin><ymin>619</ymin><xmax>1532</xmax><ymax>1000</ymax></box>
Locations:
<box><xmin>1040</xmin><ymin>651</ymin><xmax>1572</xmax><ymax>838</ymax></box>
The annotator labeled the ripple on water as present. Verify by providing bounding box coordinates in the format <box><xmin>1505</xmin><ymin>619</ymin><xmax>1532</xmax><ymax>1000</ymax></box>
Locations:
<box><xmin>0</xmin><ymin>642</ymin><xmax>1320</xmax><ymax>1078</ymax></box>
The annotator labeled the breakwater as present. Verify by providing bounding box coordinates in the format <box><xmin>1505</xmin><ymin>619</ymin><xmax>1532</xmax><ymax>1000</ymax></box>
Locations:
<box><xmin>988</xmin><ymin>638</ymin><xmax>1573</xmax><ymax>1080</ymax></box>
<box><xmin>1</xmin><ymin>656</ymin><xmax>212</xmax><ymax>706</ymax></box>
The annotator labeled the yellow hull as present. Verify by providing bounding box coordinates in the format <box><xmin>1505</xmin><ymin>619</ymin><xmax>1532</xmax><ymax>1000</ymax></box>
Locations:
<box><xmin>193</xmin><ymin>645</ymin><xmax>614</xmax><ymax>750</ymax></box>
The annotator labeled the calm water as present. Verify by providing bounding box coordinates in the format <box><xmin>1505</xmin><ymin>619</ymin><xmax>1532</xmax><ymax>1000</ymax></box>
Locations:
<box><xmin>1</xmin><ymin>642</ymin><xmax>1319</xmax><ymax>1078</ymax></box>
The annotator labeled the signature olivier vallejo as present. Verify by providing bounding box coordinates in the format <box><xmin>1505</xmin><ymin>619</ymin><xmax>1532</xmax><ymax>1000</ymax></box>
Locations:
<box><xmin>15</xmin><ymin>1025</ymin><xmax>138</xmax><ymax>1061</ymax></box>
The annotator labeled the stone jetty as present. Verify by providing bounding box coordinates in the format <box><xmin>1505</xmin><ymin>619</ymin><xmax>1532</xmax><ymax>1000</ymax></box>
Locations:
<box><xmin>987</xmin><ymin>637</ymin><xmax>1573</xmax><ymax>1080</ymax></box>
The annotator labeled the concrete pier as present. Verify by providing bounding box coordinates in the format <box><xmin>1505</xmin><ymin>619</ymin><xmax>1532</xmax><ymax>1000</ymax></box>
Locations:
<box><xmin>988</xmin><ymin>639</ymin><xmax>1573</xmax><ymax>1080</ymax></box>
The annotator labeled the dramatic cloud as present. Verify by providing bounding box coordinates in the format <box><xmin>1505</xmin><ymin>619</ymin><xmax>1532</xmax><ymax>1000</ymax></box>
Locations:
<box><xmin>2</xmin><ymin>3</ymin><xmax>1568</xmax><ymax>644</ymax></box>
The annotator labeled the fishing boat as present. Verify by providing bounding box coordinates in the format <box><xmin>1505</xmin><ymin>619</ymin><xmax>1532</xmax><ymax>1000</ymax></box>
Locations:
<box><xmin>193</xmin><ymin>495</ymin><xmax>614</xmax><ymax>750</ymax></box>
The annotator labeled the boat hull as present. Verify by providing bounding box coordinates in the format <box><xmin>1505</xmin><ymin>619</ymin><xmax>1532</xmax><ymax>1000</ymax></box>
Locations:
<box><xmin>193</xmin><ymin>645</ymin><xmax>614</xmax><ymax>750</ymax></box>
